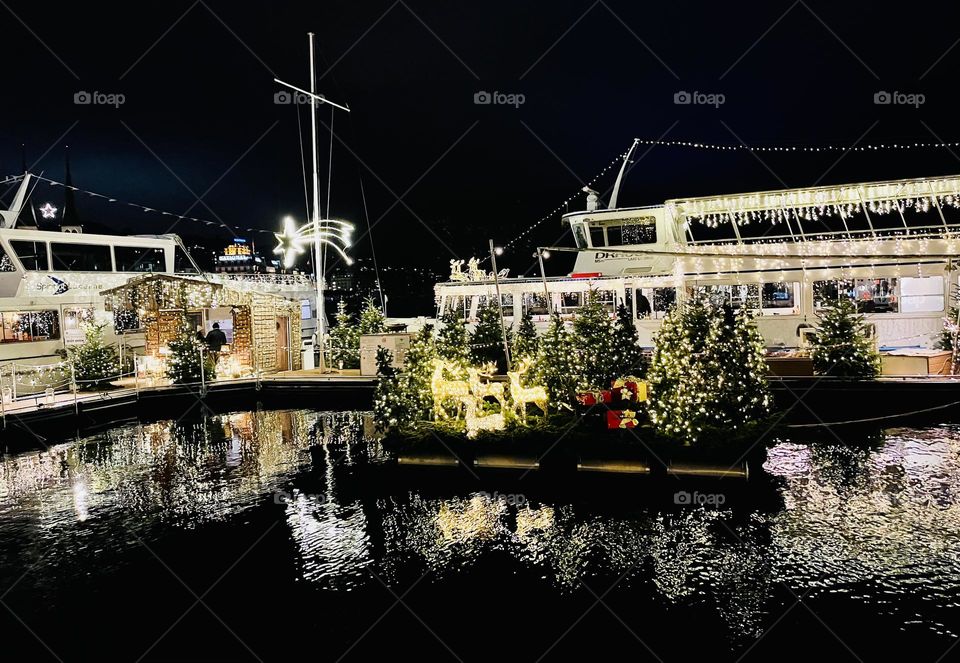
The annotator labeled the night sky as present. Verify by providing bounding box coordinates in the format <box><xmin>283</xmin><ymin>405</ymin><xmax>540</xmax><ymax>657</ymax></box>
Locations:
<box><xmin>3</xmin><ymin>0</ymin><xmax>960</xmax><ymax>279</ymax></box>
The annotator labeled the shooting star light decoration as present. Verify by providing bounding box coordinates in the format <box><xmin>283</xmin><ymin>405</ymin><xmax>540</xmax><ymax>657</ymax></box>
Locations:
<box><xmin>273</xmin><ymin>215</ymin><xmax>355</xmax><ymax>269</ymax></box>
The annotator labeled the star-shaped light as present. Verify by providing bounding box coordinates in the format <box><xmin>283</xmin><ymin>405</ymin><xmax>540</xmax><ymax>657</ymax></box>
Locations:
<box><xmin>273</xmin><ymin>216</ymin><xmax>305</xmax><ymax>268</ymax></box>
<box><xmin>39</xmin><ymin>202</ymin><xmax>58</xmax><ymax>219</ymax></box>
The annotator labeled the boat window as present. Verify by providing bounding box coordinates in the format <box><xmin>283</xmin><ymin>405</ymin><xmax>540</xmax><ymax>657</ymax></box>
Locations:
<box><xmin>10</xmin><ymin>240</ymin><xmax>48</xmax><ymax>271</ymax></box>
<box><xmin>0</xmin><ymin>310</ymin><xmax>60</xmax><ymax>342</ymax></box>
<box><xmin>560</xmin><ymin>292</ymin><xmax>581</xmax><ymax>314</ymax></box>
<box><xmin>761</xmin><ymin>282</ymin><xmax>800</xmax><ymax>315</ymax></box>
<box><xmin>174</xmin><ymin>246</ymin><xmax>199</xmax><ymax>274</ymax></box>
<box><xmin>814</xmin><ymin>278</ymin><xmax>901</xmax><ymax>313</ymax></box>
<box><xmin>522</xmin><ymin>292</ymin><xmax>549</xmax><ymax>317</ymax></box>
<box><xmin>572</xmin><ymin>223</ymin><xmax>588</xmax><ymax>249</ymax></box>
<box><xmin>51</xmin><ymin>243</ymin><xmax>112</xmax><ymax>271</ymax></box>
<box><xmin>0</xmin><ymin>245</ymin><xmax>16</xmax><ymax>272</ymax></box>
<box><xmin>63</xmin><ymin>307</ymin><xmax>95</xmax><ymax>345</ymax></box>
<box><xmin>900</xmin><ymin>276</ymin><xmax>944</xmax><ymax>313</ymax></box>
<box><xmin>606</xmin><ymin>217</ymin><xmax>657</xmax><ymax>245</ymax></box>
<box><xmin>115</xmin><ymin>246</ymin><xmax>165</xmax><ymax>272</ymax></box>
<box><xmin>696</xmin><ymin>284</ymin><xmax>761</xmax><ymax>310</ymax></box>
<box><xmin>652</xmin><ymin>288</ymin><xmax>676</xmax><ymax>318</ymax></box>
<box><xmin>588</xmin><ymin>227</ymin><xmax>605</xmax><ymax>248</ymax></box>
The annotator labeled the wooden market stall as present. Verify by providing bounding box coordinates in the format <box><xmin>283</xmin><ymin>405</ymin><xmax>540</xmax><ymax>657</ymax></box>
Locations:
<box><xmin>101</xmin><ymin>274</ymin><xmax>302</xmax><ymax>376</ymax></box>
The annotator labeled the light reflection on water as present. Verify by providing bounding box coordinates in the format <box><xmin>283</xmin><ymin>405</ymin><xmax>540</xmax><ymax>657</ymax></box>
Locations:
<box><xmin>1</xmin><ymin>409</ymin><xmax>960</xmax><ymax>646</ymax></box>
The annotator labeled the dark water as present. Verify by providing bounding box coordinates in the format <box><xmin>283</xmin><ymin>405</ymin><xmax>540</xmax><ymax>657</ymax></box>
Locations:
<box><xmin>2</xmin><ymin>409</ymin><xmax>959</xmax><ymax>661</ymax></box>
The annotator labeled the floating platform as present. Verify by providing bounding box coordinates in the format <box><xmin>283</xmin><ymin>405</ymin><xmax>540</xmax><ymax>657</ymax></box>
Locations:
<box><xmin>578</xmin><ymin>457</ymin><xmax>651</xmax><ymax>474</ymax></box>
<box><xmin>474</xmin><ymin>455</ymin><xmax>540</xmax><ymax>470</ymax></box>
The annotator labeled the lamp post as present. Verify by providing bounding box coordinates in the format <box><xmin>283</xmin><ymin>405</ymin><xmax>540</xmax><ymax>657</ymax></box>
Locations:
<box><xmin>536</xmin><ymin>247</ymin><xmax>552</xmax><ymax>315</ymax></box>
<box><xmin>489</xmin><ymin>239</ymin><xmax>511</xmax><ymax>370</ymax></box>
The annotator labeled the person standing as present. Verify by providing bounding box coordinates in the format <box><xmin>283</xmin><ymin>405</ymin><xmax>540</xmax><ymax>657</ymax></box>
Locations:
<box><xmin>205</xmin><ymin>322</ymin><xmax>227</xmax><ymax>361</ymax></box>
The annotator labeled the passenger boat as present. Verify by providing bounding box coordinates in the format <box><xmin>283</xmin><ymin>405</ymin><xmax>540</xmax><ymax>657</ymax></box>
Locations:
<box><xmin>436</xmin><ymin>157</ymin><xmax>960</xmax><ymax>350</ymax></box>
<box><xmin>0</xmin><ymin>174</ymin><xmax>316</xmax><ymax>372</ymax></box>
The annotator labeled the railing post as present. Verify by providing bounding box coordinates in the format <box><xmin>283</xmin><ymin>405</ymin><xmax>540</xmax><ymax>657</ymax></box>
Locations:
<box><xmin>11</xmin><ymin>363</ymin><xmax>16</xmax><ymax>402</ymax></box>
<box><xmin>199</xmin><ymin>347</ymin><xmax>207</xmax><ymax>397</ymax></box>
<box><xmin>70</xmin><ymin>361</ymin><xmax>79</xmax><ymax>415</ymax></box>
<box><xmin>134</xmin><ymin>356</ymin><xmax>140</xmax><ymax>399</ymax></box>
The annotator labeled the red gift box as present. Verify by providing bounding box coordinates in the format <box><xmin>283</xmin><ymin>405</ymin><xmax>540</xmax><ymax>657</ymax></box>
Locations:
<box><xmin>577</xmin><ymin>389</ymin><xmax>612</xmax><ymax>406</ymax></box>
<box><xmin>606</xmin><ymin>409</ymin><xmax>639</xmax><ymax>429</ymax></box>
<box><xmin>610</xmin><ymin>378</ymin><xmax>647</xmax><ymax>403</ymax></box>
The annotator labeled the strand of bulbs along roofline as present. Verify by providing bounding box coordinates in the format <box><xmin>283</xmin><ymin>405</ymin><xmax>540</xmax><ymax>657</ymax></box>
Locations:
<box><xmin>8</xmin><ymin>136</ymin><xmax>960</xmax><ymax>241</ymax></box>
<box><xmin>498</xmin><ymin>138</ymin><xmax>960</xmax><ymax>254</ymax></box>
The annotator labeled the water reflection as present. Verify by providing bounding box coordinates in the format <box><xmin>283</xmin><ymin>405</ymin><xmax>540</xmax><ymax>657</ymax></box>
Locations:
<box><xmin>2</xmin><ymin>411</ymin><xmax>960</xmax><ymax>648</ymax></box>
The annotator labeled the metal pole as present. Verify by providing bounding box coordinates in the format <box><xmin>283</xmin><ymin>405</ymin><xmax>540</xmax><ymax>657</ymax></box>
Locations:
<box><xmin>309</xmin><ymin>32</ymin><xmax>327</xmax><ymax>373</ymax></box>
<box><xmin>489</xmin><ymin>239</ymin><xmax>512</xmax><ymax>370</ymax></box>
<box><xmin>199</xmin><ymin>347</ymin><xmax>206</xmax><ymax>396</ymax></box>
<box><xmin>11</xmin><ymin>363</ymin><xmax>16</xmax><ymax>401</ymax></box>
<box><xmin>70</xmin><ymin>361</ymin><xmax>79</xmax><ymax>415</ymax></box>
<box><xmin>537</xmin><ymin>248</ymin><xmax>552</xmax><ymax>315</ymax></box>
<box><xmin>134</xmin><ymin>356</ymin><xmax>140</xmax><ymax>399</ymax></box>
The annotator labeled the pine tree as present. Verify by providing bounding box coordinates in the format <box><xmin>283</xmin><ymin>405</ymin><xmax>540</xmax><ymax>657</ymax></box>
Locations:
<box><xmin>532</xmin><ymin>314</ymin><xmax>577</xmax><ymax>408</ymax></box>
<box><xmin>358</xmin><ymin>297</ymin><xmax>387</xmax><ymax>335</ymax></box>
<box><xmin>647</xmin><ymin>299</ymin><xmax>771</xmax><ymax>442</ymax></box>
<box><xmin>372</xmin><ymin>346</ymin><xmax>404</xmax><ymax>430</ymax></box>
<box><xmin>613</xmin><ymin>302</ymin><xmax>646</xmax><ymax>377</ymax></box>
<box><xmin>436</xmin><ymin>310</ymin><xmax>468</xmax><ymax>366</ymax></box>
<box><xmin>811</xmin><ymin>297</ymin><xmax>880</xmax><ymax>378</ymax></box>
<box><xmin>69</xmin><ymin>323</ymin><xmax>120</xmax><ymax>391</ymax></box>
<box><xmin>937</xmin><ymin>285</ymin><xmax>960</xmax><ymax>351</ymax></box>
<box><xmin>571</xmin><ymin>291</ymin><xmax>619</xmax><ymax>390</ymax></box>
<box><xmin>470</xmin><ymin>301</ymin><xmax>507</xmax><ymax>366</ymax></box>
<box><xmin>372</xmin><ymin>325</ymin><xmax>436</xmax><ymax>429</ymax></box>
<box><xmin>512</xmin><ymin>309</ymin><xmax>539</xmax><ymax>362</ymax></box>
<box><xmin>166</xmin><ymin>321</ymin><xmax>216</xmax><ymax>384</ymax></box>
<box><xmin>329</xmin><ymin>299</ymin><xmax>360</xmax><ymax>369</ymax></box>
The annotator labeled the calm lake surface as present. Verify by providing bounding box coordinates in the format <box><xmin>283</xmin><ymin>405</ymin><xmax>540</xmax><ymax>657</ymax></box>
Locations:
<box><xmin>1</xmin><ymin>408</ymin><xmax>959</xmax><ymax>661</ymax></box>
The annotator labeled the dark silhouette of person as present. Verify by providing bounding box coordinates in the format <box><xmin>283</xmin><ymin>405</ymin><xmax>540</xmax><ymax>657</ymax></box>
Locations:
<box><xmin>205</xmin><ymin>323</ymin><xmax>227</xmax><ymax>357</ymax></box>
<box><xmin>637</xmin><ymin>293</ymin><xmax>652</xmax><ymax>318</ymax></box>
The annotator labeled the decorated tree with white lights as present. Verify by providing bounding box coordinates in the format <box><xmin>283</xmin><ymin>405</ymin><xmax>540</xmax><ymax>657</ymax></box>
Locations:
<box><xmin>937</xmin><ymin>286</ymin><xmax>960</xmax><ymax>351</ymax></box>
<box><xmin>647</xmin><ymin>299</ymin><xmax>771</xmax><ymax>442</ymax></box>
<box><xmin>533</xmin><ymin>314</ymin><xmax>577</xmax><ymax>408</ymax></box>
<box><xmin>373</xmin><ymin>325</ymin><xmax>436</xmax><ymax>429</ymax></box>
<box><xmin>811</xmin><ymin>297</ymin><xmax>880</xmax><ymax>378</ymax></box>
<box><xmin>571</xmin><ymin>291</ymin><xmax>619</xmax><ymax>390</ymax></box>
<box><xmin>470</xmin><ymin>301</ymin><xmax>507</xmax><ymax>366</ymax></box>
<box><xmin>166</xmin><ymin>321</ymin><xmax>216</xmax><ymax>384</ymax></box>
<box><xmin>436</xmin><ymin>310</ymin><xmax>469</xmax><ymax>366</ymax></box>
<box><xmin>329</xmin><ymin>299</ymin><xmax>360</xmax><ymax>369</ymax></box>
<box><xmin>614</xmin><ymin>302</ymin><xmax>646</xmax><ymax>377</ymax></box>
<box><xmin>69</xmin><ymin>323</ymin><xmax>120</xmax><ymax>391</ymax></box>
<box><xmin>512</xmin><ymin>309</ymin><xmax>539</xmax><ymax>362</ymax></box>
<box><xmin>358</xmin><ymin>297</ymin><xmax>387</xmax><ymax>335</ymax></box>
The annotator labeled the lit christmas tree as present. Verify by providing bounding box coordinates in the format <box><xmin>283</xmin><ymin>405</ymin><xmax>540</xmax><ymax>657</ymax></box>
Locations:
<box><xmin>811</xmin><ymin>297</ymin><xmax>880</xmax><ymax>378</ymax></box>
<box><xmin>372</xmin><ymin>325</ymin><xmax>436</xmax><ymax>429</ymax></box>
<box><xmin>436</xmin><ymin>310</ymin><xmax>468</xmax><ymax>366</ymax></box>
<box><xmin>647</xmin><ymin>299</ymin><xmax>771</xmax><ymax>442</ymax></box>
<box><xmin>512</xmin><ymin>308</ymin><xmax>539</xmax><ymax>362</ymax></box>
<box><xmin>937</xmin><ymin>285</ymin><xmax>960</xmax><ymax>351</ymax></box>
<box><xmin>470</xmin><ymin>300</ymin><xmax>507</xmax><ymax>366</ymax></box>
<box><xmin>68</xmin><ymin>323</ymin><xmax>119</xmax><ymax>391</ymax></box>
<box><xmin>166</xmin><ymin>321</ymin><xmax>216</xmax><ymax>384</ymax></box>
<box><xmin>571</xmin><ymin>291</ymin><xmax>619</xmax><ymax>390</ymax></box>
<box><xmin>358</xmin><ymin>296</ymin><xmax>387</xmax><ymax>335</ymax></box>
<box><xmin>329</xmin><ymin>299</ymin><xmax>360</xmax><ymax>369</ymax></box>
<box><xmin>614</xmin><ymin>302</ymin><xmax>646</xmax><ymax>377</ymax></box>
<box><xmin>533</xmin><ymin>314</ymin><xmax>577</xmax><ymax>407</ymax></box>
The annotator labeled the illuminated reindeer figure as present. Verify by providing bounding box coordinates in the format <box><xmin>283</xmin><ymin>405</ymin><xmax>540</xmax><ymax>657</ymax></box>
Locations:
<box><xmin>449</xmin><ymin>259</ymin><xmax>468</xmax><ymax>282</ymax></box>
<box><xmin>467</xmin><ymin>257</ymin><xmax>487</xmax><ymax>281</ymax></box>
<box><xmin>461</xmin><ymin>396</ymin><xmax>506</xmax><ymax>438</ymax></box>
<box><xmin>467</xmin><ymin>365</ymin><xmax>505</xmax><ymax>409</ymax></box>
<box><xmin>507</xmin><ymin>360</ymin><xmax>548</xmax><ymax>423</ymax></box>
<box><xmin>430</xmin><ymin>359</ymin><xmax>470</xmax><ymax>419</ymax></box>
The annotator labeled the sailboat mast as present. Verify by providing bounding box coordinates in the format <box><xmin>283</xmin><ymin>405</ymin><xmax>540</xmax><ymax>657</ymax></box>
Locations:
<box><xmin>308</xmin><ymin>32</ymin><xmax>326</xmax><ymax>358</ymax></box>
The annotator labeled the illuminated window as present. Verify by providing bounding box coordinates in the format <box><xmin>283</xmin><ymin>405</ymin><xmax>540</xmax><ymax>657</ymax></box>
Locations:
<box><xmin>174</xmin><ymin>246</ymin><xmax>198</xmax><ymax>274</ymax></box>
<box><xmin>814</xmin><ymin>278</ymin><xmax>904</xmax><ymax>314</ymax></box>
<box><xmin>0</xmin><ymin>310</ymin><xmax>60</xmax><ymax>342</ymax></box>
